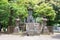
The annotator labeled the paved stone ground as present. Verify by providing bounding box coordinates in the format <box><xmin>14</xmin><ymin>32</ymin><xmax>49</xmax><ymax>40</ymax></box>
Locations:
<box><xmin>0</xmin><ymin>33</ymin><xmax>60</xmax><ymax>40</ymax></box>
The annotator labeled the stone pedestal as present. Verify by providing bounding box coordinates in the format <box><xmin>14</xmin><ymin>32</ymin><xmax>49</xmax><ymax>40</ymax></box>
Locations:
<box><xmin>47</xmin><ymin>26</ymin><xmax>53</xmax><ymax>34</ymax></box>
<box><xmin>26</xmin><ymin>23</ymin><xmax>40</xmax><ymax>35</ymax></box>
<box><xmin>7</xmin><ymin>26</ymin><xmax>14</xmax><ymax>33</ymax></box>
<box><xmin>19</xmin><ymin>23</ymin><xmax>26</xmax><ymax>31</ymax></box>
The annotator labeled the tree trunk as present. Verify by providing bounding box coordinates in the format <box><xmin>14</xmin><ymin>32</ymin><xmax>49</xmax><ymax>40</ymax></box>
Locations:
<box><xmin>7</xmin><ymin>7</ymin><xmax>14</xmax><ymax>33</ymax></box>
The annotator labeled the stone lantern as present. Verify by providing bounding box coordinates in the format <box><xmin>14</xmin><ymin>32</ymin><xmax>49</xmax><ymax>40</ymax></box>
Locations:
<box><xmin>42</xmin><ymin>17</ymin><xmax>47</xmax><ymax>26</ymax></box>
<box><xmin>15</xmin><ymin>17</ymin><xmax>20</xmax><ymax>26</ymax></box>
<box><xmin>41</xmin><ymin>17</ymin><xmax>49</xmax><ymax>34</ymax></box>
<box><xmin>14</xmin><ymin>17</ymin><xmax>20</xmax><ymax>33</ymax></box>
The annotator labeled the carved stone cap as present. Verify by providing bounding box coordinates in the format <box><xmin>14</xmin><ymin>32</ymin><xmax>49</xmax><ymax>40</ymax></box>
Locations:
<box><xmin>15</xmin><ymin>17</ymin><xmax>20</xmax><ymax>22</ymax></box>
<box><xmin>27</xmin><ymin>6</ymin><xmax>33</xmax><ymax>11</ymax></box>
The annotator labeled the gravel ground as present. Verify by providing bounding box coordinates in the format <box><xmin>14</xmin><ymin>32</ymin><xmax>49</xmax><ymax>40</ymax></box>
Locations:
<box><xmin>0</xmin><ymin>33</ymin><xmax>60</xmax><ymax>40</ymax></box>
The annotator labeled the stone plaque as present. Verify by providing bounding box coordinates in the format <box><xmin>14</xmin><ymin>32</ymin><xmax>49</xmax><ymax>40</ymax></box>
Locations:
<box><xmin>26</xmin><ymin>23</ymin><xmax>40</xmax><ymax>35</ymax></box>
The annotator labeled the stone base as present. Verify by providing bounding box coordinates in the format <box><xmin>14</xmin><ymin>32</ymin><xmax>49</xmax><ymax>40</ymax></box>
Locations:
<box><xmin>26</xmin><ymin>23</ymin><xmax>40</xmax><ymax>36</ymax></box>
<box><xmin>47</xmin><ymin>26</ymin><xmax>53</xmax><ymax>34</ymax></box>
<box><xmin>7</xmin><ymin>26</ymin><xmax>14</xmax><ymax>33</ymax></box>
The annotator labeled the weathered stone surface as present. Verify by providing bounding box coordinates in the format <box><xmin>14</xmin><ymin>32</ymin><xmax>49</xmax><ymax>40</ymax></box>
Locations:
<box><xmin>7</xmin><ymin>26</ymin><xmax>14</xmax><ymax>33</ymax></box>
<box><xmin>14</xmin><ymin>26</ymin><xmax>20</xmax><ymax>33</ymax></box>
<box><xmin>26</xmin><ymin>23</ymin><xmax>41</xmax><ymax>35</ymax></box>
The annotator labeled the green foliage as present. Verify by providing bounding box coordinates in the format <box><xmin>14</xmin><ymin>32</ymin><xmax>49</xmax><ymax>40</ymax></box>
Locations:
<box><xmin>34</xmin><ymin>3</ymin><xmax>56</xmax><ymax>20</ymax></box>
<box><xmin>0</xmin><ymin>0</ymin><xmax>28</xmax><ymax>27</ymax></box>
<box><xmin>0</xmin><ymin>0</ymin><xmax>9</xmax><ymax>27</ymax></box>
<box><xmin>51</xmin><ymin>0</ymin><xmax>60</xmax><ymax>24</ymax></box>
<box><xmin>0</xmin><ymin>0</ymin><xmax>59</xmax><ymax>27</ymax></box>
<box><xmin>36</xmin><ymin>17</ymin><xmax>43</xmax><ymax>23</ymax></box>
<box><xmin>33</xmin><ymin>2</ymin><xmax>56</xmax><ymax>26</ymax></box>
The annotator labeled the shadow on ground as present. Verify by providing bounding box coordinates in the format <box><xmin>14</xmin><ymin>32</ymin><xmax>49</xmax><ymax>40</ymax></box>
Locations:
<box><xmin>52</xmin><ymin>33</ymin><xmax>60</xmax><ymax>39</ymax></box>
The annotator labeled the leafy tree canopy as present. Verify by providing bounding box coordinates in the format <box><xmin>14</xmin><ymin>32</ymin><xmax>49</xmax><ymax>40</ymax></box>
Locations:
<box><xmin>34</xmin><ymin>3</ymin><xmax>56</xmax><ymax>20</ymax></box>
<box><xmin>0</xmin><ymin>0</ymin><xmax>9</xmax><ymax>27</ymax></box>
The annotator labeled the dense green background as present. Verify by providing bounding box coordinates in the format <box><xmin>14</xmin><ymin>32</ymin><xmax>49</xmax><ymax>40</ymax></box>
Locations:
<box><xmin>0</xmin><ymin>0</ymin><xmax>60</xmax><ymax>28</ymax></box>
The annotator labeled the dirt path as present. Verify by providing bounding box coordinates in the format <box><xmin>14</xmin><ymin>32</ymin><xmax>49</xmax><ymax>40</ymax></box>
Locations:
<box><xmin>0</xmin><ymin>33</ymin><xmax>60</xmax><ymax>40</ymax></box>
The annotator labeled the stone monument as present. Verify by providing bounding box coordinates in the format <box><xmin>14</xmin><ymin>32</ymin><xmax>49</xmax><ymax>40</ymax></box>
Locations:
<box><xmin>26</xmin><ymin>7</ymin><xmax>40</xmax><ymax>35</ymax></box>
